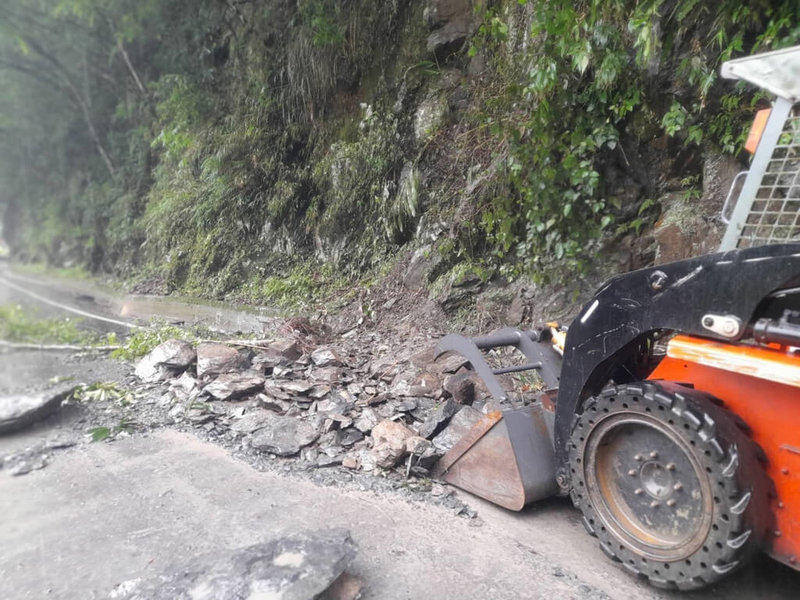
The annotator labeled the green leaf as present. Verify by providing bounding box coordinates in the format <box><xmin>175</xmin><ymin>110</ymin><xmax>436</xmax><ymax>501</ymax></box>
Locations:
<box><xmin>89</xmin><ymin>427</ymin><xmax>111</xmax><ymax>442</ymax></box>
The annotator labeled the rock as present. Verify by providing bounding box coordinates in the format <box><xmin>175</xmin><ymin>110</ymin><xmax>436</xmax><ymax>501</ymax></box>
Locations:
<box><xmin>230</xmin><ymin>410</ymin><xmax>274</xmax><ymax>435</ymax></box>
<box><xmin>320</xmin><ymin>572</ymin><xmax>364</xmax><ymax>600</ymax></box>
<box><xmin>1</xmin><ymin>437</ymin><xmax>77</xmax><ymax>475</ymax></box>
<box><xmin>258</xmin><ymin>394</ymin><xmax>291</xmax><ymax>414</ymax></box>
<box><xmin>309</xmin><ymin>385</ymin><xmax>331</xmax><ymax>400</ymax></box>
<box><xmin>370</xmin><ymin>419</ymin><xmax>415</xmax><ymax>469</ymax></box>
<box><xmin>339</xmin><ymin>428</ymin><xmax>364</xmax><ymax>447</ymax></box>
<box><xmin>432</xmin><ymin>353</ymin><xmax>469</xmax><ymax>375</ymax></box>
<box><xmin>204</xmin><ymin>372</ymin><xmax>266</xmax><ymax>401</ymax></box>
<box><xmin>432</xmin><ymin>405</ymin><xmax>482</xmax><ymax>452</ymax></box>
<box><xmin>278</xmin><ymin>380</ymin><xmax>314</xmax><ymax>395</ymax></box>
<box><xmin>341</xmin><ymin>455</ymin><xmax>360</xmax><ymax>470</ymax></box>
<box><xmin>171</xmin><ymin>372</ymin><xmax>199</xmax><ymax>394</ymax></box>
<box><xmin>311</xmin><ymin>347</ymin><xmax>344</xmax><ymax>368</ymax></box>
<box><xmin>108</xmin><ymin>529</ymin><xmax>357</xmax><ymax>600</ymax></box>
<box><xmin>443</xmin><ymin>372</ymin><xmax>476</xmax><ymax>405</ymax></box>
<box><xmin>269</xmin><ymin>338</ymin><xmax>302</xmax><ymax>362</ymax></box>
<box><xmin>414</xmin><ymin>93</ymin><xmax>449</xmax><ymax>143</ymax></box>
<box><xmin>417</xmin><ymin>398</ymin><xmax>459</xmax><ymax>439</ymax></box>
<box><xmin>263</xmin><ymin>383</ymin><xmax>292</xmax><ymax>401</ymax></box>
<box><xmin>196</xmin><ymin>343</ymin><xmax>242</xmax><ymax>378</ymax></box>
<box><xmin>135</xmin><ymin>339</ymin><xmax>196</xmax><ymax>382</ymax></box>
<box><xmin>354</xmin><ymin>408</ymin><xmax>379</xmax><ymax>434</ymax></box>
<box><xmin>405</xmin><ymin>436</ymin><xmax>430</xmax><ymax>455</ymax></box>
<box><xmin>250</xmin><ymin>415</ymin><xmax>320</xmax><ymax>456</ymax></box>
<box><xmin>312</xmin><ymin>367</ymin><xmax>342</xmax><ymax>383</ymax></box>
<box><xmin>0</xmin><ymin>384</ymin><xmax>76</xmax><ymax>434</ymax></box>
<box><xmin>409</xmin><ymin>371</ymin><xmax>441</xmax><ymax>397</ymax></box>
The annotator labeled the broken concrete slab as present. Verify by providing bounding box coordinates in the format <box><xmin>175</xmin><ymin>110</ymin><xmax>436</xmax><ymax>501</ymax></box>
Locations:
<box><xmin>0</xmin><ymin>383</ymin><xmax>77</xmax><ymax>435</ymax></box>
<box><xmin>249</xmin><ymin>415</ymin><xmax>320</xmax><ymax>456</ymax></box>
<box><xmin>108</xmin><ymin>529</ymin><xmax>357</xmax><ymax>600</ymax></box>
<box><xmin>196</xmin><ymin>343</ymin><xmax>243</xmax><ymax>379</ymax></box>
<box><xmin>204</xmin><ymin>372</ymin><xmax>266</xmax><ymax>401</ymax></box>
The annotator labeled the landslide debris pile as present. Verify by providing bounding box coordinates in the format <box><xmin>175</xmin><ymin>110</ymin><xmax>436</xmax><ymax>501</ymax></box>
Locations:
<box><xmin>132</xmin><ymin>321</ymin><xmax>500</xmax><ymax>482</ymax></box>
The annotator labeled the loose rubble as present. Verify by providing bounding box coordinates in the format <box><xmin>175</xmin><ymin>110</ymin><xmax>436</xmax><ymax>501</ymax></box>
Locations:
<box><xmin>109</xmin><ymin>529</ymin><xmax>360</xmax><ymax>600</ymax></box>
<box><xmin>119</xmin><ymin>314</ymin><xmax>535</xmax><ymax>517</ymax></box>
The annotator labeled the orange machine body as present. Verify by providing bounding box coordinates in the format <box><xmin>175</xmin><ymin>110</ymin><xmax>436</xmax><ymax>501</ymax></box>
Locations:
<box><xmin>649</xmin><ymin>335</ymin><xmax>800</xmax><ymax>568</ymax></box>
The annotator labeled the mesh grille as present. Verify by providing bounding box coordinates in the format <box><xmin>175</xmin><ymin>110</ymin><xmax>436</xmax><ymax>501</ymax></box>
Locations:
<box><xmin>738</xmin><ymin>112</ymin><xmax>800</xmax><ymax>248</ymax></box>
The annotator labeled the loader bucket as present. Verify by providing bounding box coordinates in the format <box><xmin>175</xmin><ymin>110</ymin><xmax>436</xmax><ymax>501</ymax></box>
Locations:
<box><xmin>432</xmin><ymin>404</ymin><xmax>558</xmax><ymax>511</ymax></box>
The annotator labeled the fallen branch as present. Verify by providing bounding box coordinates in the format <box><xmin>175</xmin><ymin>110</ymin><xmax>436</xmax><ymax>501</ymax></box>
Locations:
<box><xmin>0</xmin><ymin>340</ymin><xmax>121</xmax><ymax>352</ymax></box>
<box><xmin>196</xmin><ymin>338</ymin><xmax>276</xmax><ymax>351</ymax></box>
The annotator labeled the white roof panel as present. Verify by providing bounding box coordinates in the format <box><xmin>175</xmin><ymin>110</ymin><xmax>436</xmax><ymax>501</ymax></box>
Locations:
<box><xmin>720</xmin><ymin>45</ymin><xmax>800</xmax><ymax>102</ymax></box>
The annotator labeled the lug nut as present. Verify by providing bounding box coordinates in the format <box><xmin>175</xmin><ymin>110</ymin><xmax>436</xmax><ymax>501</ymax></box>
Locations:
<box><xmin>634</xmin><ymin>454</ymin><xmax>644</xmax><ymax>461</ymax></box>
<box><xmin>666</xmin><ymin>499</ymin><xmax>677</xmax><ymax>507</ymax></box>
<box><xmin>649</xmin><ymin>451</ymin><xmax>659</xmax><ymax>459</ymax></box>
<box><xmin>666</xmin><ymin>463</ymin><xmax>676</xmax><ymax>471</ymax></box>
<box><xmin>673</xmin><ymin>482</ymin><xmax>683</xmax><ymax>491</ymax></box>
<box><xmin>650</xmin><ymin>501</ymin><xmax>660</xmax><ymax>508</ymax></box>
<box><xmin>628</xmin><ymin>469</ymin><xmax>637</xmax><ymax>477</ymax></box>
<box><xmin>634</xmin><ymin>488</ymin><xmax>644</xmax><ymax>496</ymax></box>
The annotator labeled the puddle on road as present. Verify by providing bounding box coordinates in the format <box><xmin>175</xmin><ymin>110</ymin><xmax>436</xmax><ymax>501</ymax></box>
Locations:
<box><xmin>118</xmin><ymin>295</ymin><xmax>278</xmax><ymax>335</ymax></box>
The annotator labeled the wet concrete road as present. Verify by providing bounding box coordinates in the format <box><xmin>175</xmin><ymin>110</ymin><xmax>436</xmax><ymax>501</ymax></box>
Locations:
<box><xmin>1</xmin><ymin>263</ymin><xmax>798</xmax><ymax>599</ymax></box>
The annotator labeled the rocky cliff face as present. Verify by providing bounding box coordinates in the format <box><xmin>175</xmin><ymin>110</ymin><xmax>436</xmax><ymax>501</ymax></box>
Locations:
<box><xmin>2</xmin><ymin>0</ymin><xmax>790</xmax><ymax>328</ymax></box>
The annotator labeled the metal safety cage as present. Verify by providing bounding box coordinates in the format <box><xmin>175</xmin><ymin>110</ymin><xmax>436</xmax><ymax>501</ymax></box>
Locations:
<box><xmin>719</xmin><ymin>46</ymin><xmax>800</xmax><ymax>251</ymax></box>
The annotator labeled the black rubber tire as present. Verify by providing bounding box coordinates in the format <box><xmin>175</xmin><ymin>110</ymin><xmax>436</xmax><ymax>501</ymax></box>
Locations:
<box><xmin>568</xmin><ymin>381</ymin><xmax>773</xmax><ymax>590</ymax></box>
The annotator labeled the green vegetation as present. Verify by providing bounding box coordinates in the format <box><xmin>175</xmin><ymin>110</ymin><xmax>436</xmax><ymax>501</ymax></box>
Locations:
<box><xmin>465</xmin><ymin>0</ymin><xmax>800</xmax><ymax>278</ymax></box>
<box><xmin>0</xmin><ymin>1</ymin><xmax>798</xmax><ymax>298</ymax></box>
<box><xmin>110</xmin><ymin>320</ymin><xmax>205</xmax><ymax>360</ymax></box>
<box><xmin>0</xmin><ymin>304</ymin><xmax>112</xmax><ymax>345</ymax></box>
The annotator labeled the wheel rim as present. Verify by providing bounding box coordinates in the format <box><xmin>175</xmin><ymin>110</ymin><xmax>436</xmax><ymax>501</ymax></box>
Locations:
<box><xmin>584</xmin><ymin>412</ymin><xmax>714</xmax><ymax>561</ymax></box>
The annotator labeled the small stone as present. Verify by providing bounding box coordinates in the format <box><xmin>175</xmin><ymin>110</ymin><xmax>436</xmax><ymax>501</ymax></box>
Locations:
<box><xmin>196</xmin><ymin>343</ymin><xmax>242</xmax><ymax>378</ymax></box>
<box><xmin>258</xmin><ymin>394</ymin><xmax>291</xmax><ymax>414</ymax></box>
<box><xmin>339</xmin><ymin>428</ymin><xmax>364</xmax><ymax>447</ymax></box>
<box><xmin>278</xmin><ymin>380</ymin><xmax>315</xmax><ymax>395</ymax></box>
<box><xmin>311</xmin><ymin>347</ymin><xmax>344</xmax><ymax>368</ymax></box>
<box><xmin>309</xmin><ymin>385</ymin><xmax>331</xmax><ymax>400</ymax></box>
<box><xmin>342</xmin><ymin>455</ymin><xmax>360</xmax><ymax>470</ymax></box>
<box><xmin>405</xmin><ymin>436</ymin><xmax>431</xmax><ymax>455</ymax></box>
<box><xmin>263</xmin><ymin>383</ymin><xmax>292</xmax><ymax>400</ymax></box>
<box><xmin>204</xmin><ymin>372</ymin><xmax>266</xmax><ymax>401</ymax></box>
<box><xmin>354</xmin><ymin>408</ymin><xmax>379</xmax><ymax>434</ymax></box>
<box><xmin>312</xmin><ymin>367</ymin><xmax>342</xmax><ymax>383</ymax></box>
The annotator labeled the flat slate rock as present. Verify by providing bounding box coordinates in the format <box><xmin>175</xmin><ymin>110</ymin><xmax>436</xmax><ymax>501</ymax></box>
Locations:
<box><xmin>250</xmin><ymin>414</ymin><xmax>320</xmax><ymax>456</ymax></box>
<box><xmin>109</xmin><ymin>529</ymin><xmax>357</xmax><ymax>600</ymax></box>
<box><xmin>0</xmin><ymin>384</ymin><xmax>77</xmax><ymax>435</ymax></box>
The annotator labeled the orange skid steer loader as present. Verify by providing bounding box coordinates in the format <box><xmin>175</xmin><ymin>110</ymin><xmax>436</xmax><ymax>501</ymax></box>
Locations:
<box><xmin>432</xmin><ymin>45</ymin><xmax>800</xmax><ymax>590</ymax></box>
